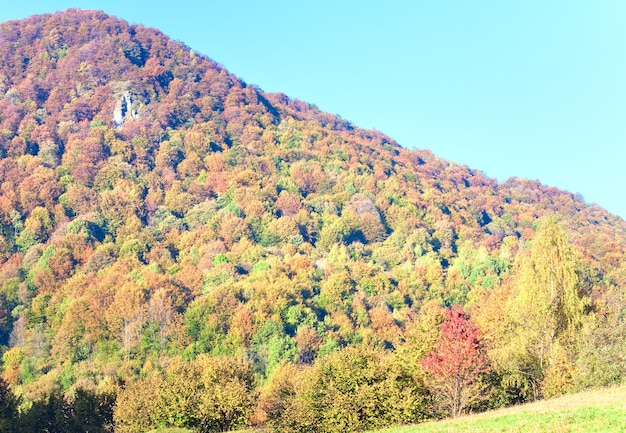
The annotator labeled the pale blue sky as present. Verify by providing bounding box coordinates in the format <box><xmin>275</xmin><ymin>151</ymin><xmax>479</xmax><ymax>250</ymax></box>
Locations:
<box><xmin>2</xmin><ymin>2</ymin><xmax>625</xmax><ymax>218</ymax></box>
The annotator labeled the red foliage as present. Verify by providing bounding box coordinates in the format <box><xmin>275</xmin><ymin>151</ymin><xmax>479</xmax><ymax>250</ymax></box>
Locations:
<box><xmin>421</xmin><ymin>306</ymin><xmax>489</xmax><ymax>417</ymax></box>
<box><xmin>275</xmin><ymin>192</ymin><xmax>302</xmax><ymax>217</ymax></box>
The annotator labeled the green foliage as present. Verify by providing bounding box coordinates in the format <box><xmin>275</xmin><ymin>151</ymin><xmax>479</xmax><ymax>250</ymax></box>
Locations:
<box><xmin>262</xmin><ymin>345</ymin><xmax>428</xmax><ymax>433</ymax></box>
<box><xmin>0</xmin><ymin>377</ymin><xmax>19</xmax><ymax>432</ymax></box>
<box><xmin>16</xmin><ymin>388</ymin><xmax>114</xmax><ymax>433</ymax></box>
<box><xmin>114</xmin><ymin>355</ymin><xmax>254</xmax><ymax>433</ymax></box>
<box><xmin>213</xmin><ymin>253</ymin><xmax>229</xmax><ymax>266</ymax></box>
<box><xmin>478</xmin><ymin>217</ymin><xmax>587</xmax><ymax>401</ymax></box>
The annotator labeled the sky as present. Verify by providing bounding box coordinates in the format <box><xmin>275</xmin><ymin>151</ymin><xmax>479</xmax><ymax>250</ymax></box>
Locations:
<box><xmin>1</xmin><ymin>1</ymin><xmax>625</xmax><ymax>219</ymax></box>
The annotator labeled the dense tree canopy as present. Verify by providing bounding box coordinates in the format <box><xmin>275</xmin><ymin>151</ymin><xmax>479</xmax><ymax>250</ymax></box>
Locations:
<box><xmin>0</xmin><ymin>9</ymin><xmax>624</xmax><ymax>432</ymax></box>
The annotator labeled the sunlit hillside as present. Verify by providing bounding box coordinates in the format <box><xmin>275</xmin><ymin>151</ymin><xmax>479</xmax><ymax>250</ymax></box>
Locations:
<box><xmin>370</xmin><ymin>385</ymin><xmax>626</xmax><ymax>433</ymax></box>
<box><xmin>0</xmin><ymin>9</ymin><xmax>624</xmax><ymax>433</ymax></box>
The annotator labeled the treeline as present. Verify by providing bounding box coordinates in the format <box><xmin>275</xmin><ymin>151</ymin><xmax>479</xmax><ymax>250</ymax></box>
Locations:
<box><xmin>0</xmin><ymin>376</ymin><xmax>113</xmax><ymax>433</ymax></box>
<box><xmin>0</xmin><ymin>9</ymin><xmax>624</xmax><ymax>433</ymax></box>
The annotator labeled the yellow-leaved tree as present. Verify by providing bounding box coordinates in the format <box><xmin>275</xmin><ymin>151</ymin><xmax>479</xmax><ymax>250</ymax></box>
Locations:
<box><xmin>481</xmin><ymin>216</ymin><xmax>585</xmax><ymax>400</ymax></box>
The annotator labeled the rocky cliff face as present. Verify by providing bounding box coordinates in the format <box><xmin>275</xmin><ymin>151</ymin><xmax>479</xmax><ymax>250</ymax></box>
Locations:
<box><xmin>113</xmin><ymin>90</ymin><xmax>137</xmax><ymax>126</ymax></box>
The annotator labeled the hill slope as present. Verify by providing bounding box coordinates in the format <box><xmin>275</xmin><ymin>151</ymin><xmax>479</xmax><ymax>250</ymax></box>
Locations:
<box><xmin>371</xmin><ymin>385</ymin><xmax>626</xmax><ymax>433</ymax></box>
<box><xmin>0</xmin><ymin>9</ymin><xmax>625</xmax><ymax>433</ymax></box>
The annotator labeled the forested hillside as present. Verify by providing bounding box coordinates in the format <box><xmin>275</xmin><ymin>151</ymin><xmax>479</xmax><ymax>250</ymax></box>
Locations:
<box><xmin>0</xmin><ymin>9</ymin><xmax>624</xmax><ymax>433</ymax></box>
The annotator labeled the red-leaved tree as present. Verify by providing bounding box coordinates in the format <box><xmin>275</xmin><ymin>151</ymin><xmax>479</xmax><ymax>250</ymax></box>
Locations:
<box><xmin>421</xmin><ymin>305</ymin><xmax>489</xmax><ymax>418</ymax></box>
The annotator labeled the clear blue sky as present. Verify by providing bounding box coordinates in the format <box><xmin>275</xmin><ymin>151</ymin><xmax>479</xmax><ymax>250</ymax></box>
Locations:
<box><xmin>2</xmin><ymin>1</ymin><xmax>625</xmax><ymax>219</ymax></box>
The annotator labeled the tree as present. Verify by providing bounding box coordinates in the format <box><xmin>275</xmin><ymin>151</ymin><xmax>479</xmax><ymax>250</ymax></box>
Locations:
<box><xmin>114</xmin><ymin>355</ymin><xmax>254</xmax><ymax>433</ymax></box>
<box><xmin>575</xmin><ymin>284</ymin><xmax>626</xmax><ymax>389</ymax></box>
<box><xmin>195</xmin><ymin>355</ymin><xmax>255</xmax><ymax>432</ymax></box>
<box><xmin>496</xmin><ymin>216</ymin><xmax>584</xmax><ymax>399</ymax></box>
<box><xmin>114</xmin><ymin>374</ymin><xmax>163</xmax><ymax>433</ymax></box>
<box><xmin>421</xmin><ymin>306</ymin><xmax>489</xmax><ymax>418</ymax></box>
<box><xmin>263</xmin><ymin>345</ymin><xmax>428</xmax><ymax>433</ymax></box>
<box><xmin>20</xmin><ymin>388</ymin><xmax>115</xmax><ymax>433</ymax></box>
<box><xmin>0</xmin><ymin>376</ymin><xmax>19</xmax><ymax>432</ymax></box>
<box><xmin>67</xmin><ymin>388</ymin><xmax>115</xmax><ymax>433</ymax></box>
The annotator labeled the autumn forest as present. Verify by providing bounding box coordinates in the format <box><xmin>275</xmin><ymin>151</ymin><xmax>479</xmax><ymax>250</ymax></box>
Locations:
<box><xmin>0</xmin><ymin>9</ymin><xmax>624</xmax><ymax>433</ymax></box>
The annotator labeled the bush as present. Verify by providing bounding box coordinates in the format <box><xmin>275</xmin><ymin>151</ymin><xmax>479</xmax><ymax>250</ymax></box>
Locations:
<box><xmin>260</xmin><ymin>345</ymin><xmax>428</xmax><ymax>433</ymax></box>
<box><xmin>114</xmin><ymin>355</ymin><xmax>255</xmax><ymax>433</ymax></box>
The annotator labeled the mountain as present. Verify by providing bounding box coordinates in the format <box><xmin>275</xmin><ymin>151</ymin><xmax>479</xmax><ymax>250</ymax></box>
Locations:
<box><xmin>0</xmin><ymin>9</ymin><xmax>624</xmax><ymax>433</ymax></box>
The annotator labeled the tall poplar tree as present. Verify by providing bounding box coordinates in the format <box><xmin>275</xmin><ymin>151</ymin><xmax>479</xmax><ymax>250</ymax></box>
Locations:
<box><xmin>493</xmin><ymin>216</ymin><xmax>584</xmax><ymax>399</ymax></box>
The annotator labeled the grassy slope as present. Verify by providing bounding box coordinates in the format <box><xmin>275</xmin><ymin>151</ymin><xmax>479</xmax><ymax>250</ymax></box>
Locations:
<box><xmin>370</xmin><ymin>385</ymin><xmax>626</xmax><ymax>433</ymax></box>
<box><xmin>148</xmin><ymin>429</ymin><xmax>195</xmax><ymax>433</ymax></box>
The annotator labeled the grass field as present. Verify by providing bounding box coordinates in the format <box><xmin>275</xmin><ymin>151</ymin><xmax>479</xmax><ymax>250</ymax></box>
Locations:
<box><xmin>148</xmin><ymin>429</ymin><xmax>195</xmax><ymax>433</ymax></box>
<box><xmin>149</xmin><ymin>429</ymin><xmax>258</xmax><ymax>433</ymax></box>
<box><xmin>369</xmin><ymin>385</ymin><xmax>626</xmax><ymax>433</ymax></box>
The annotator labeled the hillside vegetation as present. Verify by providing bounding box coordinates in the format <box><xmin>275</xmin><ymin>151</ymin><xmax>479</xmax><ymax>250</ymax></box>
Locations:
<box><xmin>0</xmin><ymin>9</ymin><xmax>624</xmax><ymax>433</ymax></box>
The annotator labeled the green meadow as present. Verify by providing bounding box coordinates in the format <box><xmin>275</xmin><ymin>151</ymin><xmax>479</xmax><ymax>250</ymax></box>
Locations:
<box><xmin>370</xmin><ymin>386</ymin><xmax>626</xmax><ymax>433</ymax></box>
